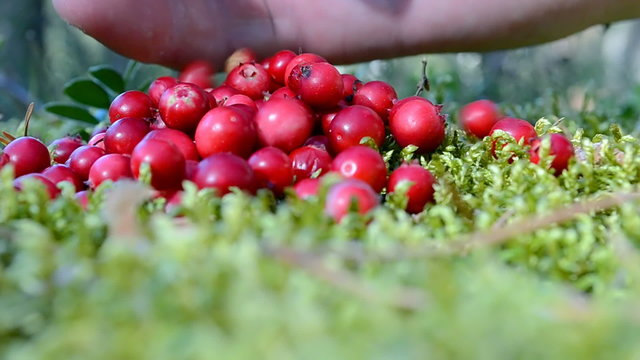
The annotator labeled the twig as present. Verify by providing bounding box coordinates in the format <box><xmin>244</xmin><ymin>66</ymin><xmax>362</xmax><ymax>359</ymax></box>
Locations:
<box><xmin>414</xmin><ymin>58</ymin><xmax>430</xmax><ymax>96</ymax></box>
<box><xmin>23</xmin><ymin>102</ymin><xmax>34</xmax><ymax>137</ymax></box>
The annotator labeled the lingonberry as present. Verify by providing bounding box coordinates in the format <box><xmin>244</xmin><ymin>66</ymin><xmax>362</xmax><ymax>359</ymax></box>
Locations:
<box><xmin>267</xmin><ymin>50</ymin><xmax>297</xmax><ymax>84</ymax></box>
<box><xmin>14</xmin><ymin>173</ymin><xmax>60</xmax><ymax>199</ymax></box>
<box><xmin>303</xmin><ymin>135</ymin><xmax>330</xmax><ymax>151</ymax></box>
<box><xmin>148</xmin><ymin>76</ymin><xmax>179</xmax><ymax>106</ymax></box>
<box><xmin>290</xmin><ymin>145</ymin><xmax>333</xmax><ymax>182</ymax></box>
<box><xmin>269</xmin><ymin>86</ymin><xmax>297</xmax><ymax>100</ymax></box>
<box><xmin>248</xmin><ymin>146</ymin><xmax>293</xmax><ymax>194</ymax></box>
<box><xmin>389</xmin><ymin>98</ymin><xmax>446</xmax><ymax>153</ymax></box>
<box><xmin>530</xmin><ymin>133</ymin><xmax>575</xmax><ymax>175</ymax></box>
<box><xmin>193</xmin><ymin>153</ymin><xmax>256</xmax><ymax>196</ymax></box>
<box><xmin>254</xmin><ymin>98</ymin><xmax>314</xmax><ymax>153</ymax></box>
<box><xmin>283</xmin><ymin>53</ymin><xmax>327</xmax><ymax>88</ymax></box>
<box><xmin>185</xmin><ymin>159</ymin><xmax>199</xmax><ymax>182</ymax></box>
<box><xmin>331</xmin><ymin>145</ymin><xmax>386</xmax><ymax>192</ymax></box>
<box><xmin>66</xmin><ymin>145</ymin><xmax>106</xmax><ymax>180</ymax></box>
<box><xmin>293</xmin><ymin>178</ymin><xmax>321</xmax><ymax>199</ymax></box>
<box><xmin>179</xmin><ymin>60</ymin><xmax>216</xmax><ymax>89</ymax></box>
<box><xmin>195</xmin><ymin>106</ymin><xmax>257</xmax><ymax>158</ymax></box>
<box><xmin>353</xmin><ymin>81</ymin><xmax>398</xmax><ymax>121</ymax></box>
<box><xmin>460</xmin><ymin>99</ymin><xmax>502</xmax><ymax>138</ymax></box>
<box><xmin>88</xmin><ymin>153</ymin><xmax>133</xmax><ymax>188</ymax></box>
<box><xmin>49</xmin><ymin>136</ymin><xmax>83</xmax><ymax>164</ymax></box>
<box><xmin>104</xmin><ymin>117</ymin><xmax>150</xmax><ymax>154</ymax></box>
<box><xmin>328</xmin><ymin>105</ymin><xmax>386</xmax><ymax>154</ymax></box>
<box><xmin>319</xmin><ymin>107</ymin><xmax>343</xmax><ymax>135</ymax></box>
<box><xmin>88</xmin><ymin>132</ymin><xmax>106</xmax><ymax>149</ymax></box>
<box><xmin>224</xmin><ymin>48</ymin><xmax>258</xmax><ymax>73</ymax></box>
<box><xmin>225</xmin><ymin>63</ymin><xmax>271</xmax><ymax>100</ymax></box>
<box><xmin>341</xmin><ymin>74</ymin><xmax>361</xmax><ymax>103</ymax></box>
<box><xmin>490</xmin><ymin>117</ymin><xmax>537</xmax><ymax>147</ymax></box>
<box><xmin>131</xmin><ymin>139</ymin><xmax>186</xmax><ymax>190</ymax></box>
<box><xmin>42</xmin><ymin>164</ymin><xmax>84</xmax><ymax>192</ymax></box>
<box><xmin>208</xmin><ymin>85</ymin><xmax>240</xmax><ymax>106</ymax></box>
<box><xmin>387</xmin><ymin>163</ymin><xmax>436</xmax><ymax>214</ymax></box>
<box><xmin>143</xmin><ymin>129</ymin><xmax>199</xmax><ymax>161</ymax></box>
<box><xmin>287</xmin><ymin>62</ymin><xmax>344</xmax><ymax>109</ymax></box>
<box><xmin>223</xmin><ymin>94</ymin><xmax>258</xmax><ymax>114</ymax></box>
<box><xmin>158</xmin><ymin>83</ymin><xmax>210</xmax><ymax>133</ymax></box>
<box><xmin>108</xmin><ymin>90</ymin><xmax>154</xmax><ymax>123</ymax></box>
<box><xmin>4</xmin><ymin>136</ymin><xmax>51</xmax><ymax>177</ymax></box>
<box><xmin>324</xmin><ymin>179</ymin><xmax>379</xmax><ymax>222</ymax></box>
<box><xmin>75</xmin><ymin>190</ymin><xmax>90</xmax><ymax>209</ymax></box>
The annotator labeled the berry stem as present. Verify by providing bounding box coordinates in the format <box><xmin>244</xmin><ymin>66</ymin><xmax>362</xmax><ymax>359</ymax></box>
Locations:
<box><xmin>414</xmin><ymin>58</ymin><xmax>430</xmax><ymax>97</ymax></box>
<box><xmin>23</xmin><ymin>102</ymin><xmax>35</xmax><ymax>137</ymax></box>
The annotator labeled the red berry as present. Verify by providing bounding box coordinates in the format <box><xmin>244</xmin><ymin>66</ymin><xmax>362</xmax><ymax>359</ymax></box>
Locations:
<box><xmin>67</xmin><ymin>145</ymin><xmax>106</xmax><ymax>180</ymax></box>
<box><xmin>225</xmin><ymin>63</ymin><xmax>271</xmax><ymax>100</ymax></box>
<box><xmin>185</xmin><ymin>159</ymin><xmax>199</xmax><ymax>182</ymax></box>
<box><xmin>331</xmin><ymin>145</ymin><xmax>386</xmax><ymax>192</ymax></box>
<box><xmin>303</xmin><ymin>135</ymin><xmax>330</xmax><ymax>151</ymax></box>
<box><xmin>353</xmin><ymin>81</ymin><xmax>397</xmax><ymax>121</ymax></box>
<box><xmin>319</xmin><ymin>107</ymin><xmax>343</xmax><ymax>135</ymax></box>
<box><xmin>4</xmin><ymin>136</ymin><xmax>51</xmax><ymax>177</ymax></box>
<box><xmin>389</xmin><ymin>98</ymin><xmax>446</xmax><ymax>153</ymax></box>
<box><xmin>224</xmin><ymin>48</ymin><xmax>258</xmax><ymax>73</ymax></box>
<box><xmin>208</xmin><ymin>85</ymin><xmax>240</xmax><ymax>106</ymax></box>
<box><xmin>254</xmin><ymin>98</ymin><xmax>314</xmax><ymax>152</ymax></box>
<box><xmin>193</xmin><ymin>153</ymin><xmax>256</xmax><ymax>195</ymax></box>
<box><xmin>131</xmin><ymin>139</ymin><xmax>186</xmax><ymax>190</ymax></box>
<box><xmin>460</xmin><ymin>100</ymin><xmax>502</xmax><ymax>138</ymax></box>
<box><xmin>49</xmin><ymin>136</ymin><xmax>83</xmax><ymax>164</ymax></box>
<box><xmin>387</xmin><ymin>163</ymin><xmax>436</xmax><ymax>214</ymax></box>
<box><xmin>293</xmin><ymin>178</ymin><xmax>321</xmax><ymax>199</ymax></box>
<box><xmin>267</xmin><ymin>50</ymin><xmax>297</xmax><ymax>84</ymax></box>
<box><xmin>248</xmin><ymin>146</ymin><xmax>293</xmax><ymax>194</ymax></box>
<box><xmin>270</xmin><ymin>87</ymin><xmax>297</xmax><ymax>101</ymax></box>
<box><xmin>42</xmin><ymin>164</ymin><xmax>84</xmax><ymax>192</ymax></box>
<box><xmin>104</xmin><ymin>117</ymin><xmax>150</xmax><ymax>155</ymax></box>
<box><xmin>223</xmin><ymin>94</ymin><xmax>258</xmax><ymax>113</ymax></box>
<box><xmin>195</xmin><ymin>106</ymin><xmax>257</xmax><ymax>158</ymax></box>
<box><xmin>148</xmin><ymin>76</ymin><xmax>179</xmax><ymax>106</ymax></box>
<box><xmin>88</xmin><ymin>132</ymin><xmax>106</xmax><ymax>149</ymax></box>
<box><xmin>14</xmin><ymin>173</ymin><xmax>60</xmax><ymax>199</ymax></box>
<box><xmin>324</xmin><ymin>179</ymin><xmax>379</xmax><ymax>222</ymax></box>
<box><xmin>108</xmin><ymin>90</ymin><xmax>154</xmax><ymax>123</ymax></box>
<box><xmin>490</xmin><ymin>117</ymin><xmax>537</xmax><ymax>145</ymax></box>
<box><xmin>179</xmin><ymin>60</ymin><xmax>215</xmax><ymax>89</ymax></box>
<box><xmin>290</xmin><ymin>146</ymin><xmax>332</xmax><ymax>182</ymax></box>
<box><xmin>158</xmin><ymin>83</ymin><xmax>210</xmax><ymax>133</ymax></box>
<box><xmin>75</xmin><ymin>190</ymin><xmax>90</xmax><ymax>209</ymax></box>
<box><xmin>328</xmin><ymin>105</ymin><xmax>386</xmax><ymax>154</ymax></box>
<box><xmin>143</xmin><ymin>129</ymin><xmax>199</xmax><ymax>161</ymax></box>
<box><xmin>341</xmin><ymin>74</ymin><xmax>361</xmax><ymax>102</ymax></box>
<box><xmin>284</xmin><ymin>53</ymin><xmax>327</xmax><ymax>88</ymax></box>
<box><xmin>88</xmin><ymin>154</ymin><xmax>133</xmax><ymax>188</ymax></box>
<box><xmin>287</xmin><ymin>62</ymin><xmax>344</xmax><ymax>109</ymax></box>
<box><xmin>530</xmin><ymin>133</ymin><xmax>575</xmax><ymax>175</ymax></box>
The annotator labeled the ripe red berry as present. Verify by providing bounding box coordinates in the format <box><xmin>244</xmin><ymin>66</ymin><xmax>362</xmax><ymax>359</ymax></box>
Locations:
<box><xmin>269</xmin><ymin>86</ymin><xmax>297</xmax><ymax>101</ymax></box>
<box><xmin>42</xmin><ymin>164</ymin><xmax>84</xmax><ymax>192</ymax></box>
<box><xmin>353</xmin><ymin>80</ymin><xmax>398</xmax><ymax>121</ymax></box>
<box><xmin>14</xmin><ymin>173</ymin><xmax>60</xmax><ymax>199</ymax></box>
<box><xmin>387</xmin><ymin>163</ymin><xmax>436</xmax><ymax>214</ymax></box>
<box><xmin>328</xmin><ymin>105</ymin><xmax>386</xmax><ymax>154</ymax></box>
<box><xmin>4</xmin><ymin>136</ymin><xmax>51</xmax><ymax>177</ymax></box>
<box><xmin>324</xmin><ymin>179</ymin><xmax>379</xmax><ymax>222</ymax></box>
<box><xmin>148</xmin><ymin>76</ymin><xmax>179</xmax><ymax>106</ymax></box>
<box><xmin>88</xmin><ymin>153</ymin><xmax>133</xmax><ymax>188</ymax></box>
<box><xmin>75</xmin><ymin>190</ymin><xmax>90</xmax><ymax>209</ymax></box>
<box><xmin>143</xmin><ymin>129</ymin><xmax>199</xmax><ymax>161</ymax></box>
<box><xmin>193</xmin><ymin>153</ymin><xmax>256</xmax><ymax>196</ymax></box>
<box><xmin>389</xmin><ymin>98</ymin><xmax>446</xmax><ymax>153</ymax></box>
<box><xmin>223</xmin><ymin>94</ymin><xmax>258</xmax><ymax>114</ymax></box>
<box><xmin>530</xmin><ymin>133</ymin><xmax>575</xmax><ymax>175</ymax></box>
<box><xmin>267</xmin><ymin>50</ymin><xmax>297</xmax><ymax>84</ymax></box>
<box><xmin>49</xmin><ymin>136</ymin><xmax>83</xmax><ymax>164</ymax></box>
<box><xmin>224</xmin><ymin>48</ymin><xmax>258</xmax><ymax>73</ymax></box>
<box><xmin>108</xmin><ymin>90</ymin><xmax>154</xmax><ymax>123</ymax></box>
<box><xmin>331</xmin><ymin>145</ymin><xmax>386</xmax><ymax>192</ymax></box>
<box><xmin>254</xmin><ymin>98</ymin><xmax>314</xmax><ymax>153</ymax></box>
<box><xmin>284</xmin><ymin>53</ymin><xmax>327</xmax><ymax>88</ymax></box>
<box><xmin>131</xmin><ymin>139</ymin><xmax>186</xmax><ymax>190</ymax></box>
<box><xmin>460</xmin><ymin>100</ymin><xmax>502</xmax><ymax>138</ymax></box>
<box><xmin>158</xmin><ymin>83</ymin><xmax>210</xmax><ymax>133</ymax></box>
<box><xmin>67</xmin><ymin>145</ymin><xmax>106</xmax><ymax>180</ymax></box>
<box><xmin>104</xmin><ymin>117</ymin><xmax>150</xmax><ymax>155</ymax></box>
<box><xmin>195</xmin><ymin>106</ymin><xmax>257</xmax><ymax>158</ymax></box>
<box><xmin>290</xmin><ymin>146</ymin><xmax>332</xmax><ymax>182</ymax></box>
<box><xmin>287</xmin><ymin>62</ymin><xmax>344</xmax><ymax>109</ymax></box>
<box><xmin>341</xmin><ymin>74</ymin><xmax>361</xmax><ymax>102</ymax></box>
<box><xmin>490</xmin><ymin>117</ymin><xmax>537</xmax><ymax>145</ymax></box>
<box><xmin>319</xmin><ymin>107</ymin><xmax>343</xmax><ymax>135</ymax></box>
<box><xmin>225</xmin><ymin>63</ymin><xmax>271</xmax><ymax>100</ymax></box>
<box><xmin>185</xmin><ymin>160</ymin><xmax>199</xmax><ymax>182</ymax></box>
<box><xmin>179</xmin><ymin>60</ymin><xmax>216</xmax><ymax>89</ymax></box>
<box><xmin>303</xmin><ymin>135</ymin><xmax>330</xmax><ymax>151</ymax></box>
<box><xmin>248</xmin><ymin>146</ymin><xmax>293</xmax><ymax>194</ymax></box>
<box><xmin>208</xmin><ymin>85</ymin><xmax>240</xmax><ymax>106</ymax></box>
<box><xmin>293</xmin><ymin>178</ymin><xmax>321</xmax><ymax>199</ymax></box>
<box><xmin>88</xmin><ymin>132</ymin><xmax>106</xmax><ymax>149</ymax></box>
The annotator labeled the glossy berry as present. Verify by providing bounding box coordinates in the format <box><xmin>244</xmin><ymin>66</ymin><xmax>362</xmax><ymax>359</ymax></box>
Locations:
<box><xmin>42</xmin><ymin>164</ymin><xmax>84</xmax><ymax>192</ymax></box>
<box><xmin>75</xmin><ymin>190</ymin><xmax>90</xmax><ymax>209</ymax></box>
<box><xmin>341</xmin><ymin>74</ymin><xmax>361</xmax><ymax>102</ymax></box>
<box><xmin>195</xmin><ymin>106</ymin><xmax>257</xmax><ymax>158</ymax></box>
<box><xmin>267</xmin><ymin>50</ymin><xmax>297</xmax><ymax>84</ymax></box>
<box><xmin>179</xmin><ymin>60</ymin><xmax>216</xmax><ymax>89</ymax></box>
<box><xmin>66</xmin><ymin>145</ymin><xmax>106</xmax><ymax>180</ymax></box>
<box><xmin>88</xmin><ymin>132</ymin><xmax>106</xmax><ymax>149</ymax></box>
<box><xmin>148</xmin><ymin>76</ymin><xmax>179</xmax><ymax>106</ymax></box>
<box><xmin>353</xmin><ymin>80</ymin><xmax>397</xmax><ymax>121</ymax></box>
<box><xmin>389</xmin><ymin>98</ymin><xmax>446</xmax><ymax>153</ymax></box>
<box><xmin>460</xmin><ymin>99</ymin><xmax>502</xmax><ymax>138</ymax></box>
<box><xmin>108</xmin><ymin>90</ymin><xmax>154</xmax><ymax>123</ymax></box>
<box><xmin>290</xmin><ymin>145</ymin><xmax>332</xmax><ymax>182</ymax></box>
<box><xmin>248</xmin><ymin>146</ymin><xmax>293</xmax><ymax>194</ymax></box>
<box><xmin>489</xmin><ymin>117</ymin><xmax>537</xmax><ymax>156</ymax></box>
<box><xmin>185</xmin><ymin>159</ymin><xmax>199</xmax><ymax>182</ymax></box>
<box><xmin>223</xmin><ymin>94</ymin><xmax>258</xmax><ymax>114</ymax></box>
<box><xmin>159</xmin><ymin>83</ymin><xmax>210</xmax><ymax>133</ymax></box>
<box><xmin>293</xmin><ymin>178</ymin><xmax>321</xmax><ymax>199</ymax></box>
<box><xmin>14</xmin><ymin>173</ymin><xmax>60</xmax><ymax>199</ymax></box>
<box><xmin>193</xmin><ymin>153</ymin><xmax>256</xmax><ymax>196</ymax></box>
<box><xmin>131</xmin><ymin>139</ymin><xmax>186</xmax><ymax>190</ymax></box>
<box><xmin>319</xmin><ymin>107</ymin><xmax>343</xmax><ymax>135</ymax></box>
<box><xmin>4</xmin><ymin>136</ymin><xmax>51</xmax><ymax>177</ymax></box>
<box><xmin>283</xmin><ymin>53</ymin><xmax>327</xmax><ymax>87</ymax></box>
<box><xmin>288</xmin><ymin>62</ymin><xmax>344</xmax><ymax>109</ymax></box>
<box><xmin>324</xmin><ymin>179</ymin><xmax>379</xmax><ymax>222</ymax></box>
<box><xmin>225</xmin><ymin>63</ymin><xmax>271</xmax><ymax>100</ymax></box>
<box><xmin>254</xmin><ymin>98</ymin><xmax>314</xmax><ymax>153</ymax></box>
<box><xmin>143</xmin><ymin>129</ymin><xmax>199</xmax><ymax>161</ymax></box>
<box><xmin>269</xmin><ymin>86</ymin><xmax>297</xmax><ymax>101</ymax></box>
<box><xmin>303</xmin><ymin>135</ymin><xmax>330</xmax><ymax>151</ymax></box>
<box><xmin>208</xmin><ymin>85</ymin><xmax>240</xmax><ymax>106</ymax></box>
<box><xmin>88</xmin><ymin>154</ymin><xmax>133</xmax><ymax>188</ymax></box>
<box><xmin>49</xmin><ymin>136</ymin><xmax>83</xmax><ymax>164</ymax></box>
<box><xmin>331</xmin><ymin>145</ymin><xmax>386</xmax><ymax>192</ymax></box>
<box><xmin>387</xmin><ymin>163</ymin><xmax>436</xmax><ymax>214</ymax></box>
<box><xmin>104</xmin><ymin>117</ymin><xmax>150</xmax><ymax>154</ymax></box>
<box><xmin>530</xmin><ymin>133</ymin><xmax>575</xmax><ymax>175</ymax></box>
<box><xmin>224</xmin><ymin>48</ymin><xmax>258</xmax><ymax>73</ymax></box>
<box><xmin>328</xmin><ymin>105</ymin><xmax>386</xmax><ymax>154</ymax></box>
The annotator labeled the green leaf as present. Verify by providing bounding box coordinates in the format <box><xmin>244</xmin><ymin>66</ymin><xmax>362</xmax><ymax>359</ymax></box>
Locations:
<box><xmin>89</xmin><ymin>65</ymin><xmax>125</xmax><ymax>94</ymax></box>
<box><xmin>63</xmin><ymin>78</ymin><xmax>111</xmax><ymax>108</ymax></box>
<box><xmin>44</xmin><ymin>102</ymin><xmax>99</xmax><ymax>124</ymax></box>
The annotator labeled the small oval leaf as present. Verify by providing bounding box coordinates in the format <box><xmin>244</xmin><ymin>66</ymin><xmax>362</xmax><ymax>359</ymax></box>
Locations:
<box><xmin>63</xmin><ymin>78</ymin><xmax>111</xmax><ymax>108</ymax></box>
<box><xmin>44</xmin><ymin>102</ymin><xmax>100</xmax><ymax>124</ymax></box>
<box><xmin>89</xmin><ymin>65</ymin><xmax>125</xmax><ymax>94</ymax></box>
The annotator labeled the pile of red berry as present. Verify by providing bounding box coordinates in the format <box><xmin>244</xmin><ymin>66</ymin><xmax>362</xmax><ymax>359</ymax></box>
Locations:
<box><xmin>1</xmin><ymin>48</ymin><xmax>575</xmax><ymax>222</ymax></box>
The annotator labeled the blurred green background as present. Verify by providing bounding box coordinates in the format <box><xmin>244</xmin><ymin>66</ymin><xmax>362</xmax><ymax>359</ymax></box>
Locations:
<box><xmin>1</xmin><ymin>1</ymin><xmax>640</xmax><ymax>128</ymax></box>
